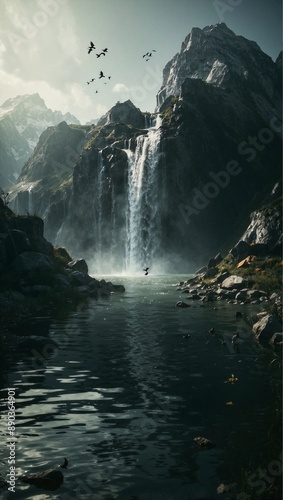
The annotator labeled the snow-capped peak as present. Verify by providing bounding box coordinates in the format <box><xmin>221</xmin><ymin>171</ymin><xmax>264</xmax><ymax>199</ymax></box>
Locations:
<box><xmin>0</xmin><ymin>93</ymin><xmax>80</xmax><ymax>150</ymax></box>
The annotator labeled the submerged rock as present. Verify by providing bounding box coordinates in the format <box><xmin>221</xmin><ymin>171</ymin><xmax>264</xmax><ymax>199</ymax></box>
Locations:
<box><xmin>193</xmin><ymin>436</ymin><xmax>216</xmax><ymax>448</ymax></box>
<box><xmin>175</xmin><ymin>301</ymin><xmax>190</xmax><ymax>308</ymax></box>
<box><xmin>19</xmin><ymin>468</ymin><xmax>64</xmax><ymax>491</ymax></box>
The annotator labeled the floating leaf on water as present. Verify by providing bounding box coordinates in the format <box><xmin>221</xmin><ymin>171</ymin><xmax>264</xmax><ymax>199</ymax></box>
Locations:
<box><xmin>217</xmin><ymin>482</ymin><xmax>236</xmax><ymax>494</ymax></box>
<box><xmin>227</xmin><ymin>374</ymin><xmax>238</xmax><ymax>383</ymax></box>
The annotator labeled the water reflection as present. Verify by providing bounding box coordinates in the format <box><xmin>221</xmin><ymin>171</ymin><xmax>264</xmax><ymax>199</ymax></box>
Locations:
<box><xmin>0</xmin><ymin>276</ymin><xmax>280</xmax><ymax>499</ymax></box>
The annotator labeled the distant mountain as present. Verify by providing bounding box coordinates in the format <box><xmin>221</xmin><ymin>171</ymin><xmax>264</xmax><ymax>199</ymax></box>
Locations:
<box><xmin>8</xmin><ymin>24</ymin><xmax>282</xmax><ymax>272</ymax></box>
<box><xmin>0</xmin><ymin>93</ymin><xmax>80</xmax><ymax>188</ymax></box>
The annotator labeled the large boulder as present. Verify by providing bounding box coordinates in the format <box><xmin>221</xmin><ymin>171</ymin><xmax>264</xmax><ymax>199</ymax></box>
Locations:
<box><xmin>68</xmin><ymin>270</ymin><xmax>92</xmax><ymax>286</ymax></box>
<box><xmin>6</xmin><ymin>229</ymin><xmax>31</xmax><ymax>261</ymax></box>
<box><xmin>67</xmin><ymin>259</ymin><xmax>88</xmax><ymax>274</ymax></box>
<box><xmin>252</xmin><ymin>314</ymin><xmax>282</xmax><ymax>341</ymax></box>
<box><xmin>12</xmin><ymin>251</ymin><xmax>55</xmax><ymax>274</ymax></box>
<box><xmin>221</xmin><ymin>275</ymin><xmax>248</xmax><ymax>289</ymax></box>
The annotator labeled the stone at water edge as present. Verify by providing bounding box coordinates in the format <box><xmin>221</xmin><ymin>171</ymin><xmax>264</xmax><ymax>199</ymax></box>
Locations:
<box><xmin>252</xmin><ymin>314</ymin><xmax>282</xmax><ymax>340</ymax></box>
<box><xmin>221</xmin><ymin>275</ymin><xmax>248</xmax><ymax>290</ymax></box>
<box><xmin>175</xmin><ymin>301</ymin><xmax>190</xmax><ymax>308</ymax></box>
<box><xmin>67</xmin><ymin>258</ymin><xmax>88</xmax><ymax>274</ymax></box>
<box><xmin>19</xmin><ymin>468</ymin><xmax>64</xmax><ymax>491</ymax></box>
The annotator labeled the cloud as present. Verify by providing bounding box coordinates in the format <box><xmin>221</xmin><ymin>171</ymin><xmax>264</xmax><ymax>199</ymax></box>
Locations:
<box><xmin>112</xmin><ymin>82</ymin><xmax>130</xmax><ymax>93</ymax></box>
<box><xmin>0</xmin><ymin>64</ymin><xmax>95</xmax><ymax>122</ymax></box>
<box><xmin>96</xmin><ymin>104</ymin><xmax>108</xmax><ymax>117</ymax></box>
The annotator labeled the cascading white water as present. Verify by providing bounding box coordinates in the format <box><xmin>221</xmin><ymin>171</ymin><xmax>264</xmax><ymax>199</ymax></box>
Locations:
<box><xmin>96</xmin><ymin>150</ymin><xmax>104</xmax><ymax>260</ymax></box>
<box><xmin>124</xmin><ymin>116</ymin><xmax>162</xmax><ymax>273</ymax></box>
<box><xmin>87</xmin><ymin>115</ymin><xmax>163</xmax><ymax>275</ymax></box>
<box><xmin>28</xmin><ymin>185</ymin><xmax>33</xmax><ymax>214</ymax></box>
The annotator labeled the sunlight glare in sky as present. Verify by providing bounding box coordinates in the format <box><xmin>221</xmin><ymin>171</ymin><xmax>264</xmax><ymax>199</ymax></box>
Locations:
<box><xmin>0</xmin><ymin>0</ymin><xmax>281</xmax><ymax>123</ymax></box>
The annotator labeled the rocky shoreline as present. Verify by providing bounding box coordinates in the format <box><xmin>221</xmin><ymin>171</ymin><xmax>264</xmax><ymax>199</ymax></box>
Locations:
<box><xmin>0</xmin><ymin>198</ymin><xmax>125</xmax><ymax>332</ymax></box>
<box><xmin>175</xmin><ymin>244</ymin><xmax>282</xmax><ymax>347</ymax></box>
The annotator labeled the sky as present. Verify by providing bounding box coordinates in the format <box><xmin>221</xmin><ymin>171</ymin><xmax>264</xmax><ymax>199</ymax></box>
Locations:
<box><xmin>0</xmin><ymin>0</ymin><xmax>282</xmax><ymax>124</ymax></box>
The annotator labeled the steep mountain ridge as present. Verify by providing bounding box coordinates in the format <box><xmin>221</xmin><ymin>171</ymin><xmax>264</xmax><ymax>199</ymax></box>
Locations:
<box><xmin>7</xmin><ymin>23</ymin><xmax>282</xmax><ymax>272</ymax></box>
<box><xmin>0</xmin><ymin>93</ymin><xmax>80</xmax><ymax>188</ymax></box>
<box><xmin>156</xmin><ymin>22</ymin><xmax>281</xmax><ymax>123</ymax></box>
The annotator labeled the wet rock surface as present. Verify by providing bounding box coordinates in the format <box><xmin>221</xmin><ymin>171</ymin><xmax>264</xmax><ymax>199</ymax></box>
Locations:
<box><xmin>0</xmin><ymin>199</ymin><xmax>125</xmax><ymax>328</ymax></box>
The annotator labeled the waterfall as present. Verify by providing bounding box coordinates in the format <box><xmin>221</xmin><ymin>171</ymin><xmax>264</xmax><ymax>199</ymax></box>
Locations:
<box><xmin>96</xmin><ymin>150</ymin><xmax>104</xmax><ymax>260</ymax></box>
<box><xmin>86</xmin><ymin>115</ymin><xmax>164</xmax><ymax>275</ymax></box>
<box><xmin>28</xmin><ymin>185</ymin><xmax>33</xmax><ymax>214</ymax></box>
<box><xmin>124</xmin><ymin>117</ymin><xmax>162</xmax><ymax>273</ymax></box>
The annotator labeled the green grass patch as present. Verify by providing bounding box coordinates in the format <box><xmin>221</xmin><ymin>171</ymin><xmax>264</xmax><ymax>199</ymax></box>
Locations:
<box><xmin>216</xmin><ymin>255</ymin><xmax>282</xmax><ymax>295</ymax></box>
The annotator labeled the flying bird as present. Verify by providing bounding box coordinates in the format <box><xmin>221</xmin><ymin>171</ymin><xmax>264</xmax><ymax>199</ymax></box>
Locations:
<box><xmin>143</xmin><ymin>49</ymin><xmax>156</xmax><ymax>59</ymax></box>
<box><xmin>102</xmin><ymin>48</ymin><xmax>108</xmax><ymax>53</ymax></box>
<box><xmin>60</xmin><ymin>458</ymin><xmax>68</xmax><ymax>470</ymax></box>
<box><xmin>88</xmin><ymin>41</ymin><xmax>95</xmax><ymax>54</ymax></box>
<box><xmin>99</xmin><ymin>71</ymin><xmax>105</xmax><ymax>78</ymax></box>
<box><xmin>143</xmin><ymin>267</ymin><xmax>149</xmax><ymax>272</ymax></box>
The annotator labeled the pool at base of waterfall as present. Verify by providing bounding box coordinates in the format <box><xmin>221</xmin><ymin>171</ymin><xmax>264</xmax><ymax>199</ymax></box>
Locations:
<box><xmin>0</xmin><ymin>275</ymin><xmax>281</xmax><ymax>500</ymax></box>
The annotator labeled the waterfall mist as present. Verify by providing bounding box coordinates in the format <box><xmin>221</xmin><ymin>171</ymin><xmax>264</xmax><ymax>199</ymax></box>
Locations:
<box><xmin>53</xmin><ymin>113</ymin><xmax>198</xmax><ymax>276</ymax></box>
<box><xmin>85</xmin><ymin>115</ymin><xmax>169</xmax><ymax>275</ymax></box>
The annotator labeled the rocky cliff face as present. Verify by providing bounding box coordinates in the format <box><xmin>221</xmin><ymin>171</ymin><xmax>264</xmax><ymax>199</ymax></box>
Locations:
<box><xmin>8</xmin><ymin>121</ymin><xmax>88</xmax><ymax>243</ymax></box>
<box><xmin>0</xmin><ymin>197</ymin><xmax>125</xmax><ymax>325</ymax></box>
<box><xmin>0</xmin><ymin>93</ymin><xmax>80</xmax><ymax>188</ymax></box>
<box><xmin>98</xmin><ymin>99</ymin><xmax>146</xmax><ymax>128</ymax></box>
<box><xmin>156</xmin><ymin>23</ymin><xmax>281</xmax><ymax>122</ymax></box>
<box><xmin>240</xmin><ymin>184</ymin><xmax>282</xmax><ymax>254</ymax></box>
<box><xmin>6</xmin><ymin>24</ymin><xmax>282</xmax><ymax>273</ymax></box>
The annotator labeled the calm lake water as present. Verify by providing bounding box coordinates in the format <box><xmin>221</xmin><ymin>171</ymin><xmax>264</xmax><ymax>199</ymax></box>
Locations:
<box><xmin>0</xmin><ymin>275</ymin><xmax>281</xmax><ymax>499</ymax></box>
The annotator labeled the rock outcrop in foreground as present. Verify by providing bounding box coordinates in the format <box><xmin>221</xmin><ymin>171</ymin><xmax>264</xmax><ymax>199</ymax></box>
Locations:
<box><xmin>0</xmin><ymin>197</ymin><xmax>124</xmax><ymax>327</ymax></box>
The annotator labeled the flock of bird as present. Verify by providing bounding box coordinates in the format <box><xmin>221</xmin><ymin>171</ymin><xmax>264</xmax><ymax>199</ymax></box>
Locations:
<box><xmin>86</xmin><ymin>41</ymin><xmax>157</xmax><ymax>92</ymax></box>
<box><xmin>142</xmin><ymin>49</ymin><xmax>156</xmax><ymax>61</ymax></box>
<box><xmin>86</xmin><ymin>42</ymin><xmax>112</xmax><ymax>91</ymax></box>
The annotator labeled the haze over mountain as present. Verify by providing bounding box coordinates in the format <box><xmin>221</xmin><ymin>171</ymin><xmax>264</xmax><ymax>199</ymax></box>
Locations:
<box><xmin>0</xmin><ymin>0</ymin><xmax>281</xmax><ymax>124</ymax></box>
<box><xmin>0</xmin><ymin>93</ymin><xmax>80</xmax><ymax>188</ymax></box>
<box><xmin>7</xmin><ymin>23</ymin><xmax>282</xmax><ymax>273</ymax></box>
